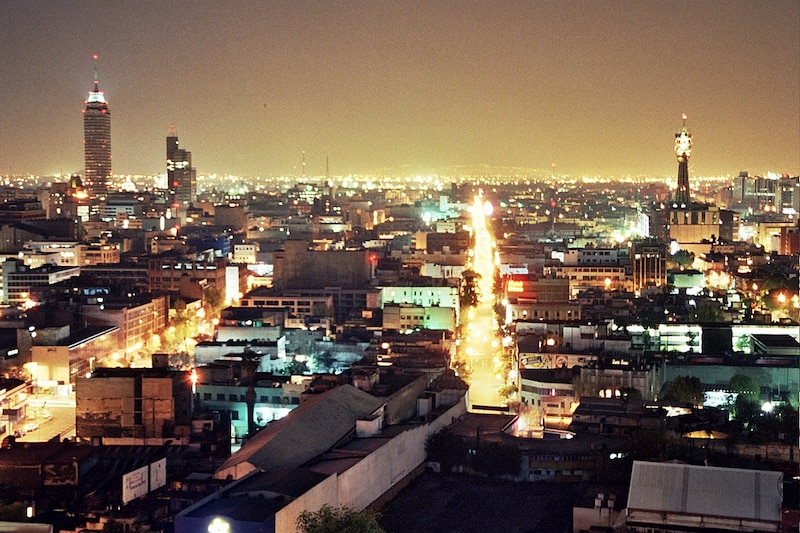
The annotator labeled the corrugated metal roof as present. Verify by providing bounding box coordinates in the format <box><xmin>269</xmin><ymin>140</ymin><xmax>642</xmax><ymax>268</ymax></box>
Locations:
<box><xmin>217</xmin><ymin>384</ymin><xmax>384</xmax><ymax>477</ymax></box>
<box><xmin>628</xmin><ymin>461</ymin><xmax>782</xmax><ymax>522</ymax></box>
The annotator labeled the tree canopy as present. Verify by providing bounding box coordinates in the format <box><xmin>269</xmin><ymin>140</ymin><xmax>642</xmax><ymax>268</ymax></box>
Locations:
<box><xmin>296</xmin><ymin>505</ymin><xmax>384</xmax><ymax>533</ymax></box>
<box><xmin>728</xmin><ymin>373</ymin><xmax>760</xmax><ymax>400</ymax></box>
<box><xmin>473</xmin><ymin>441</ymin><xmax>521</xmax><ymax>477</ymax></box>
<box><xmin>669</xmin><ymin>250</ymin><xmax>694</xmax><ymax>270</ymax></box>
<box><xmin>662</xmin><ymin>375</ymin><xmax>704</xmax><ymax>405</ymax></box>
<box><xmin>425</xmin><ymin>427</ymin><xmax>467</xmax><ymax>473</ymax></box>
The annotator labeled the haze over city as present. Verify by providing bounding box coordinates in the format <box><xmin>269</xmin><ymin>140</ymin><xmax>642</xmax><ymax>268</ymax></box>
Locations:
<box><xmin>1</xmin><ymin>1</ymin><xmax>798</xmax><ymax>179</ymax></box>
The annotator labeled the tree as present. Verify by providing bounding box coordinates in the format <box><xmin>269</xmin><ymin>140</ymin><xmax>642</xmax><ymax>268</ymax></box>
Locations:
<box><xmin>662</xmin><ymin>376</ymin><xmax>704</xmax><ymax>405</ymax></box>
<box><xmin>315</xmin><ymin>350</ymin><xmax>336</xmax><ymax>372</ymax></box>
<box><xmin>473</xmin><ymin>441</ymin><xmax>522</xmax><ymax>477</ymax></box>
<box><xmin>669</xmin><ymin>250</ymin><xmax>694</xmax><ymax>270</ymax></box>
<box><xmin>167</xmin><ymin>299</ymin><xmax>192</xmax><ymax>354</ymax></box>
<box><xmin>631</xmin><ymin>428</ymin><xmax>671</xmax><ymax>461</ymax></box>
<box><xmin>460</xmin><ymin>269</ymin><xmax>479</xmax><ymax>309</ymax></box>
<box><xmin>287</xmin><ymin>358</ymin><xmax>310</xmax><ymax>375</ymax></box>
<box><xmin>425</xmin><ymin>427</ymin><xmax>467</xmax><ymax>473</ymax></box>
<box><xmin>451</xmin><ymin>358</ymin><xmax>472</xmax><ymax>382</ymax></box>
<box><xmin>296</xmin><ymin>505</ymin><xmax>384</xmax><ymax>533</ymax></box>
<box><xmin>497</xmin><ymin>384</ymin><xmax>517</xmax><ymax>400</ymax></box>
<box><xmin>203</xmin><ymin>285</ymin><xmax>226</xmax><ymax>318</ymax></box>
<box><xmin>0</xmin><ymin>501</ymin><xmax>26</xmax><ymax>522</ymax></box>
<box><xmin>99</xmin><ymin>519</ymin><xmax>149</xmax><ymax>533</ymax></box>
<box><xmin>727</xmin><ymin>373</ymin><xmax>761</xmax><ymax>422</ymax></box>
<box><xmin>619</xmin><ymin>387</ymin><xmax>642</xmax><ymax>400</ymax></box>
<box><xmin>241</xmin><ymin>347</ymin><xmax>263</xmax><ymax>438</ymax></box>
<box><xmin>728</xmin><ymin>373</ymin><xmax>760</xmax><ymax>399</ymax></box>
<box><xmin>690</xmin><ymin>302</ymin><xmax>724</xmax><ymax>322</ymax></box>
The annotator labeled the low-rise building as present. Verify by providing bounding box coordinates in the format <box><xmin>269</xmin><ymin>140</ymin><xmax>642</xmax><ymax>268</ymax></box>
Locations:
<box><xmin>569</xmin><ymin>397</ymin><xmax>663</xmax><ymax>437</ymax></box>
<box><xmin>0</xmin><ymin>377</ymin><xmax>32</xmax><ymax>441</ymax></box>
<box><xmin>519</xmin><ymin>368</ymin><xmax>578</xmax><ymax>430</ymax></box>
<box><xmin>29</xmin><ymin>325</ymin><xmax>120</xmax><ymax>385</ymax></box>
<box><xmin>75</xmin><ymin>365</ymin><xmax>192</xmax><ymax>444</ymax></box>
<box><xmin>624</xmin><ymin>461</ymin><xmax>782</xmax><ymax>532</ymax></box>
<box><xmin>176</xmin><ymin>382</ymin><xmax>468</xmax><ymax>533</ymax></box>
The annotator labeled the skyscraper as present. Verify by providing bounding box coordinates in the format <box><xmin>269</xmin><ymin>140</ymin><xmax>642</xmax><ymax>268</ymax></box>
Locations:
<box><xmin>673</xmin><ymin>113</ymin><xmax>692</xmax><ymax>207</ymax></box>
<box><xmin>83</xmin><ymin>55</ymin><xmax>111</xmax><ymax>203</ymax></box>
<box><xmin>166</xmin><ymin>126</ymin><xmax>196</xmax><ymax>209</ymax></box>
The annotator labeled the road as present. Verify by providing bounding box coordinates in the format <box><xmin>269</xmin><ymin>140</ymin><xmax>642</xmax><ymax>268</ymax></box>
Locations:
<box><xmin>459</xmin><ymin>195</ymin><xmax>508</xmax><ymax>410</ymax></box>
<box><xmin>14</xmin><ymin>393</ymin><xmax>76</xmax><ymax>443</ymax></box>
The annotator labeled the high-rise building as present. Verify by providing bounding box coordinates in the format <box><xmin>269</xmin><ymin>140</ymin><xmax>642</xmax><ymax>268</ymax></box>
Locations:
<box><xmin>673</xmin><ymin>113</ymin><xmax>692</xmax><ymax>207</ymax></box>
<box><xmin>166</xmin><ymin>127</ymin><xmax>196</xmax><ymax>209</ymax></box>
<box><xmin>83</xmin><ymin>55</ymin><xmax>111</xmax><ymax>204</ymax></box>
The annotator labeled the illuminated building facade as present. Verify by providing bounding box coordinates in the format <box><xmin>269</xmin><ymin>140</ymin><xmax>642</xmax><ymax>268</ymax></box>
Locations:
<box><xmin>630</xmin><ymin>241</ymin><xmax>666</xmax><ymax>296</ymax></box>
<box><xmin>731</xmin><ymin>171</ymin><xmax>800</xmax><ymax>215</ymax></box>
<box><xmin>519</xmin><ymin>368</ymin><xmax>577</xmax><ymax>426</ymax></box>
<box><xmin>1</xmin><ymin>261</ymin><xmax>80</xmax><ymax>305</ymax></box>
<box><xmin>667</xmin><ymin>204</ymin><xmax>735</xmax><ymax>251</ymax></box>
<box><xmin>382</xmin><ymin>303</ymin><xmax>456</xmax><ymax>331</ymax></box>
<box><xmin>501</xmin><ymin>274</ymin><xmax>580</xmax><ymax>322</ymax></box>
<box><xmin>543</xmin><ymin>264</ymin><xmax>629</xmax><ymax>297</ymax></box>
<box><xmin>147</xmin><ymin>255</ymin><xmax>227</xmax><ymax>298</ymax></box>
<box><xmin>380</xmin><ymin>285</ymin><xmax>459</xmax><ymax>325</ymax></box>
<box><xmin>166</xmin><ymin>129</ymin><xmax>196</xmax><ymax>209</ymax></box>
<box><xmin>83</xmin><ymin>56</ymin><xmax>111</xmax><ymax>205</ymax></box>
<box><xmin>81</xmin><ymin>294</ymin><xmax>168</xmax><ymax>359</ymax></box>
<box><xmin>240</xmin><ymin>290</ymin><xmax>334</xmax><ymax>319</ymax></box>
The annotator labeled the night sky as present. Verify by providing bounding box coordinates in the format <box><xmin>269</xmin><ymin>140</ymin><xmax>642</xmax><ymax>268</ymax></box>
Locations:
<box><xmin>1</xmin><ymin>1</ymin><xmax>798</xmax><ymax>179</ymax></box>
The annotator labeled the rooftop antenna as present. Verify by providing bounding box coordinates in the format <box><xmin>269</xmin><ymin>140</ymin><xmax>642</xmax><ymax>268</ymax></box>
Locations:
<box><xmin>302</xmin><ymin>150</ymin><xmax>306</xmax><ymax>179</ymax></box>
<box><xmin>326</xmin><ymin>156</ymin><xmax>330</xmax><ymax>181</ymax></box>
<box><xmin>92</xmin><ymin>54</ymin><xmax>99</xmax><ymax>90</ymax></box>
<box><xmin>168</xmin><ymin>124</ymin><xmax>176</xmax><ymax>136</ymax></box>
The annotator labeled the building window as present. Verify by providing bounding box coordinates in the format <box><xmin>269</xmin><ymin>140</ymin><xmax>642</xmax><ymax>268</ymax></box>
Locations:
<box><xmin>217</xmin><ymin>394</ymin><xmax>225</xmax><ymax>401</ymax></box>
<box><xmin>230</xmin><ymin>411</ymin><xmax>239</xmax><ymax>420</ymax></box>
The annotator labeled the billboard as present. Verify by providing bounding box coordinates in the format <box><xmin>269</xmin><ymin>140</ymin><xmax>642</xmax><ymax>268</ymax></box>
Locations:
<box><xmin>149</xmin><ymin>458</ymin><xmax>167</xmax><ymax>491</ymax></box>
<box><xmin>122</xmin><ymin>465</ymin><xmax>148</xmax><ymax>504</ymax></box>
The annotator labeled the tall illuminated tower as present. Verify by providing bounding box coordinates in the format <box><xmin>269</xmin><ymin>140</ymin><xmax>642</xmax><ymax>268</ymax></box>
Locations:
<box><xmin>83</xmin><ymin>55</ymin><xmax>111</xmax><ymax>203</ymax></box>
<box><xmin>674</xmin><ymin>113</ymin><xmax>692</xmax><ymax>207</ymax></box>
<box><xmin>166</xmin><ymin>126</ymin><xmax>196</xmax><ymax>208</ymax></box>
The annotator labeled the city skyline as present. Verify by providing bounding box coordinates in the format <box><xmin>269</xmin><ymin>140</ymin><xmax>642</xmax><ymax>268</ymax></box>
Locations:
<box><xmin>1</xmin><ymin>1</ymin><xmax>798</xmax><ymax>179</ymax></box>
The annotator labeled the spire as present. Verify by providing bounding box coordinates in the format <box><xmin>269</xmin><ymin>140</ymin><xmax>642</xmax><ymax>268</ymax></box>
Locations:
<box><xmin>674</xmin><ymin>113</ymin><xmax>693</xmax><ymax>206</ymax></box>
<box><xmin>87</xmin><ymin>54</ymin><xmax>107</xmax><ymax>104</ymax></box>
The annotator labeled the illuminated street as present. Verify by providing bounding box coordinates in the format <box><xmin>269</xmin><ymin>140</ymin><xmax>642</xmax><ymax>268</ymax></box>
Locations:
<box><xmin>15</xmin><ymin>392</ymin><xmax>76</xmax><ymax>444</ymax></box>
<box><xmin>458</xmin><ymin>194</ymin><xmax>508</xmax><ymax>410</ymax></box>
